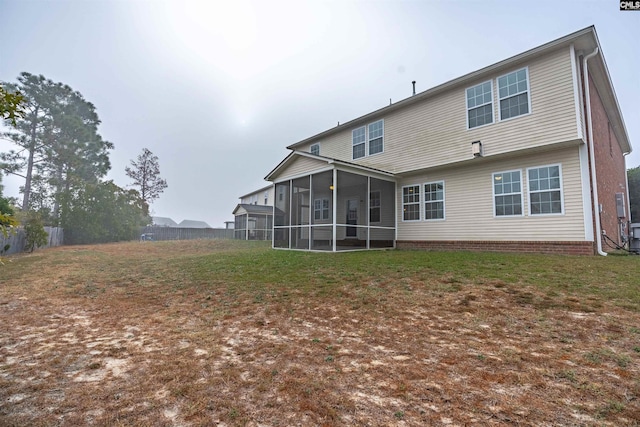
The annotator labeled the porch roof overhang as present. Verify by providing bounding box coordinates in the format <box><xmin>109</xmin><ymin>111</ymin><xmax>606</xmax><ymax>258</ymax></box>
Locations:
<box><xmin>232</xmin><ymin>203</ymin><xmax>274</xmax><ymax>216</ymax></box>
<box><xmin>265</xmin><ymin>150</ymin><xmax>396</xmax><ymax>183</ymax></box>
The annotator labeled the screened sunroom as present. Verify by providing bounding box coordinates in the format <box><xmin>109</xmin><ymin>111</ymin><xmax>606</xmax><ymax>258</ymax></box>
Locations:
<box><xmin>270</xmin><ymin>162</ymin><xmax>396</xmax><ymax>251</ymax></box>
<box><xmin>232</xmin><ymin>204</ymin><xmax>273</xmax><ymax>241</ymax></box>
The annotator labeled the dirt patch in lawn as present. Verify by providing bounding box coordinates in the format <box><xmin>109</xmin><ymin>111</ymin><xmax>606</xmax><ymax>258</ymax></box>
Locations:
<box><xmin>1</xmin><ymin>241</ymin><xmax>639</xmax><ymax>426</ymax></box>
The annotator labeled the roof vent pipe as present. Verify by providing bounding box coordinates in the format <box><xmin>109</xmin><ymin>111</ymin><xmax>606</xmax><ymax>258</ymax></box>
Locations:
<box><xmin>412</xmin><ymin>81</ymin><xmax>416</xmax><ymax>95</ymax></box>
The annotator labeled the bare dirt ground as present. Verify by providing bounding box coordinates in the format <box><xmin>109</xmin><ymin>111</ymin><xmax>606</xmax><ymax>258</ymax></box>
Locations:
<box><xmin>1</xmin><ymin>241</ymin><xmax>639</xmax><ymax>426</ymax></box>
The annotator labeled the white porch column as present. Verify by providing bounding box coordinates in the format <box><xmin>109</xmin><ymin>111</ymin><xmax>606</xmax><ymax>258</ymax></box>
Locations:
<box><xmin>332</xmin><ymin>168</ymin><xmax>337</xmax><ymax>252</ymax></box>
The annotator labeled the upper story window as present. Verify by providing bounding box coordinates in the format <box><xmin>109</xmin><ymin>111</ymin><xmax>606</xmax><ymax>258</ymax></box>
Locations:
<box><xmin>368</xmin><ymin>120</ymin><xmax>384</xmax><ymax>155</ymax></box>
<box><xmin>466</xmin><ymin>81</ymin><xmax>493</xmax><ymax>129</ymax></box>
<box><xmin>528</xmin><ymin>165</ymin><xmax>563</xmax><ymax>215</ymax></box>
<box><xmin>310</xmin><ymin>143</ymin><xmax>320</xmax><ymax>156</ymax></box>
<box><xmin>264</xmin><ymin>191</ymin><xmax>269</xmax><ymax>205</ymax></box>
<box><xmin>352</xmin><ymin>127</ymin><xmax>366</xmax><ymax>159</ymax></box>
<box><xmin>493</xmin><ymin>170</ymin><xmax>523</xmax><ymax>216</ymax></box>
<box><xmin>497</xmin><ymin>68</ymin><xmax>530</xmax><ymax>121</ymax></box>
<box><xmin>352</xmin><ymin>119</ymin><xmax>384</xmax><ymax>160</ymax></box>
<box><xmin>424</xmin><ymin>181</ymin><xmax>445</xmax><ymax>220</ymax></box>
<box><xmin>402</xmin><ymin>185</ymin><xmax>420</xmax><ymax>221</ymax></box>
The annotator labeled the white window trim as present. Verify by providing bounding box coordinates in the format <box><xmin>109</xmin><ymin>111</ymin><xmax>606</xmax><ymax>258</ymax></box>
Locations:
<box><xmin>526</xmin><ymin>163</ymin><xmax>565</xmax><ymax>216</ymax></box>
<box><xmin>310</xmin><ymin>143</ymin><xmax>320</xmax><ymax>156</ymax></box>
<box><xmin>497</xmin><ymin>66</ymin><xmax>532</xmax><ymax>122</ymax></box>
<box><xmin>492</xmin><ymin>169</ymin><xmax>524</xmax><ymax>218</ymax></box>
<box><xmin>352</xmin><ymin>119</ymin><xmax>384</xmax><ymax>160</ymax></box>
<box><xmin>369</xmin><ymin>190</ymin><xmax>381</xmax><ymax>224</ymax></box>
<box><xmin>314</xmin><ymin>198</ymin><xmax>330</xmax><ymax>221</ymax></box>
<box><xmin>368</xmin><ymin>119</ymin><xmax>384</xmax><ymax>156</ymax></box>
<box><xmin>424</xmin><ymin>180</ymin><xmax>446</xmax><ymax>221</ymax></box>
<box><xmin>401</xmin><ymin>184</ymin><xmax>421</xmax><ymax>222</ymax></box>
<box><xmin>465</xmin><ymin>80</ymin><xmax>494</xmax><ymax>130</ymax></box>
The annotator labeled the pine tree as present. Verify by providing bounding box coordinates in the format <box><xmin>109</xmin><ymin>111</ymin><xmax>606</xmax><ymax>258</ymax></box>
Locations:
<box><xmin>125</xmin><ymin>148</ymin><xmax>168</xmax><ymax>215</ymax></box>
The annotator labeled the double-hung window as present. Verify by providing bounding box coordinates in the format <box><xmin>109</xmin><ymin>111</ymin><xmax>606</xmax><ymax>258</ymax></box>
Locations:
<box><xmin>368</xmin><ymin>120</ymin><xmax>384</xmax><ymax>155</ymax></box>
<box><xmin>424</xmin><ymin>181</ymin><xmax>444</xmax><ymax>220</ymax></box>
<box><xmin>352</xmin><ymin>119</ymin><xmax>384</xmax><ymax>160</ymax></box>
<box><xmin>310</xmin><ymin>143</ymin><xmax>320</xmax><ymax>156</ymax></box>
<box><xmin>493</xmin><ymin>170</ymin><xmax>523</xmax><ymax>216</ymax></box>
<box><xmin>528</xmin><ymin>165</ymin><xmax>563</xmax><ymax>215</ymax></box>
<box><xmin>466</xmin><ymin>81</ymin><xmax>493</xmax><ymax>129</ymax></box>
<box><xmin>314</xmin><ymin>198</ymin><xmax>330</xmax><ymax>220</ymax></box>
<box><xmin>497</xmin><ymin>68</ymin><xmax>530</xmax><ymax>120</ymax></box>
<box><xmin>369</xmin><ymin>191</ymin><xmax>381</xmax><ymax>223</ymax></box>
<box><xmin>402</xmin><ymin>185</ymin><xmax>420</xmax><ymax>221</ymax></box>
<box><xmin>352</xmin><ymin>127</ymin><xmax>366</xmax><ymax>159</ymax></box>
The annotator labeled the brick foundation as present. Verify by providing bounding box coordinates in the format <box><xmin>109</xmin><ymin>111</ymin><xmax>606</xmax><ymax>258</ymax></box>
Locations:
<box><xmin>396</xmin><ymin>240</ymin><xmax>595</xmax><ymax>255</ymax></box>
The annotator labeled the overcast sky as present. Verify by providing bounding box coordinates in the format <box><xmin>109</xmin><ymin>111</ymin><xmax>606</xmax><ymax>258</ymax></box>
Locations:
<box><xmin>1</xmin><ymin>0</ymin><xmax>638</xmax><ymax>227</ymax></box>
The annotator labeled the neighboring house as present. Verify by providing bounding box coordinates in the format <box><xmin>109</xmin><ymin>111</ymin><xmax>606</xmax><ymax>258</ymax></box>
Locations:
<box><xmin>264</xmin><ymin>26</ymin><xmax>632</xmax><ymax>255</ymax></box>
<box><xmin>178</xmin><ymin>219</ymin><xmax>212</xmax><ymax>229</ymax></box>
<box><xmin>152</xmin><ymin>216</ymin><xmax>178</xmax><ymax>227</ymax></box>
<box><xmin>233</xmin><ymin>185</ymin><xmax>274</xmax><ymax>240</ymax></box>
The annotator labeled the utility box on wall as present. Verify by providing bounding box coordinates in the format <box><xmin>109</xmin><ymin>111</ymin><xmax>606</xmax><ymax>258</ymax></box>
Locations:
<box><xmin>631</xmin><ymin>223</ymin><xmax>640</xmax><ymax>254</ymax></box>
<box><xmin>615</xmin><ymin>192</ymin><xmax>626</xmax><ymax>218</ymax></box>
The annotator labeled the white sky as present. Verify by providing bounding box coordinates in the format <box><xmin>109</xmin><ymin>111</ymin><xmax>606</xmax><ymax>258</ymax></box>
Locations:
<box><xmin>1</xmin><ymin>0</ymin><xmax>638</xmax><ymax>227</ymax></box>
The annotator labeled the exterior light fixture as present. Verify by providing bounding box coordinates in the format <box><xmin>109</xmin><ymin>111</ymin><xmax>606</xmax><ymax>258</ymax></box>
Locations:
<box><xmin>329</xmin><ymin>185</ymin><xmax>334</xmax><ymax>191</ymax></box>
<box><xmin>471</xmin><ymin>140</ymin><xmax>483</xmax><ymax>157</ymax></box>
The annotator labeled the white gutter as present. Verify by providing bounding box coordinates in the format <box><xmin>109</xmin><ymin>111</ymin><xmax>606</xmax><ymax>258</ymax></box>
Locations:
<box><xmin>583</xmin><ymin>47</ymin><xmax>607</xmax><ymax>256</ymax></box>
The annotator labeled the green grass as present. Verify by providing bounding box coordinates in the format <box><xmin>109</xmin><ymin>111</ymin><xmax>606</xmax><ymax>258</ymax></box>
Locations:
<box><xmin>165</xmin><ymin>243</ymin><xmax>640</xmax><ymax>311</ymax></box>
<box><xmin>2</xmin><ymin>240</ymin><xmax>639</xmax><ymax>311</ymax></box>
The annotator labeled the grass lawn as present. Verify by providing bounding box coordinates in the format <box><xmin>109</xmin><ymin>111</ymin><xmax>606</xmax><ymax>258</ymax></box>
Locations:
<box><xmin>1</xmin><ymin>240</ymin><xmax>639</xmax><ymax>426</ymax></box>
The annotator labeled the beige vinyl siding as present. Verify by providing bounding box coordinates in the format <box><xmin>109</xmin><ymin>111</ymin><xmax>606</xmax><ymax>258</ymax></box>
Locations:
<box><xmin>296</xmin><ymin>47</ymin><xmax>578</xmax><ymax>174</ymax></box>
<box><xmin>273</xmin><ymin>157</ymin><xmax>329</xmax><ymax>181</ymax></box>
<box><xmin>396</xmin><ymin>146</ymin><xmax>586</xmax><ymax>241</ymax></box>
<box><xmin>241</xmin><ymin>186</ymin><xmax>274</xmax><ymax>205</ymax></box>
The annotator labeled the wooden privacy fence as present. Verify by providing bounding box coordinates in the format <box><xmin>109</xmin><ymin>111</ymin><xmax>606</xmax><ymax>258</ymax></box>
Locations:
<box><xmin>139</xmin><ymin>226</ymin><xmax>234</xmax><ymax>241</ymax></box>
<box><xmin>1</xmin><ymin>227</ymin><xmax>64</xmax><ymax>256</ymax></box>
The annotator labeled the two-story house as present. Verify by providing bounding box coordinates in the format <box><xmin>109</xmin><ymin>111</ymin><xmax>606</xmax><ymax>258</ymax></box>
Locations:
<box><xmin>263</xmin><ymin>26</ymin><xmax>632</xmax><ymax>255</ymax></box>
<box><xmin>233</xmin><ymin>185</ymin><xmax>274</xmax><ymax>240</ymax></box>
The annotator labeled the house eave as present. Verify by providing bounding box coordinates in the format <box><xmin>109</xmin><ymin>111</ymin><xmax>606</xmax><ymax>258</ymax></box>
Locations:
<box><xmin>287</xmin><ymin>25</ymin><xmax>631</xmax><ymax>152</ymax></box>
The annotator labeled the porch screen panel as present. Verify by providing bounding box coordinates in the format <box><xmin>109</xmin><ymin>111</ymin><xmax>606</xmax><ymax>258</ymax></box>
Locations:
<box><xmin>369</xmin><ymin>178</ymin><xmax>395</xmax><ymax>248</ymax></box>
<box><xmin>273</xmin><ymin>228</ymin><xmax>289</xmax><ymax>248</ymax></box>
<box><xmin>234</xmin><ymin>214</ymin><xmax>247</xmax><ymax>240</ymax></box>
<box><xmin>337</xmin><ymin>171</ymin><xmax>368</xmax><ymax>227</ymax></box>
<box><xmin>370</xmin><ymin>178</ymin><xmax>395</xmax><ymax>228</ymax></box>
<box><xmin>369</xmin><ymin>228</ymin><xmax>395</xmax><ymax>248</ymax></box>
<box><xmin>336</xmin><ymin>226</ymin><xmax>367</xmax><ymax>250</ymax></box>
<box><xmin>311</xmin><ymin>226</ymin><xmax>333</xmax><ymax>251</ymax></box>
<box><xmin>292</xmin><ymin>176</ymin><xmax>310</xmax><ymax>226</ymax></box>
<box><xmin>274</xmin><ymin>182</ymin><xmax>290</xmax><ymax>226</ymax></box>
<box><xmin>311</xmin><ymin>171</ymin><xmax>333</xmax><ymax>225</ymax></box>
<box><xmin>291</xmin><ymin>226</ymin><xmax>310</xmax><ymax>250</ymax></box>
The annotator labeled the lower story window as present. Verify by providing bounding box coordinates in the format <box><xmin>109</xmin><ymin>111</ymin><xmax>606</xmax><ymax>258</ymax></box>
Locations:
<box><xmin>493</xmin><ymin>170</ymin><xmax>522</xmax><ymax>216</ymax></box>
<box><xmin>424</xmin><ymin>181</ymin><xmax>444</xmax><ymax>220</ymax></box>
<box><xmin>528</xmin><ymin>165</ymin><xmax>562</xmax><ymax>214</ymax></box>
<box><xmin>370</xmin><ymin>191</ymin><xmax>381</xmax><ymax>223</ymax></box>
<box><xmin>402</xmin><ymin>185</ymin><xmax>420</xmax><ymax>221</ymax></box>
<box><xmin>314</xmin><ymin>198</ymin><xmax>329</xmax><ymax>220</ymax></box>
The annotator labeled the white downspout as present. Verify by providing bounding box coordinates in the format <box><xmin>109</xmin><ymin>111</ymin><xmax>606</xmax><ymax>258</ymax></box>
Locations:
<box><xmin>583</xmin><ymin>47</ymin><xmax>607</xmax><ymax>256</ymax></box>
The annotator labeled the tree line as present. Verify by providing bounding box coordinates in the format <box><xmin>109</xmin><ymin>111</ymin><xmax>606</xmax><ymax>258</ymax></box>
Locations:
<box><xmin>1</xmin><ymin>72</ymin><xmax>167</xmax><ymax>249</ymax></box>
